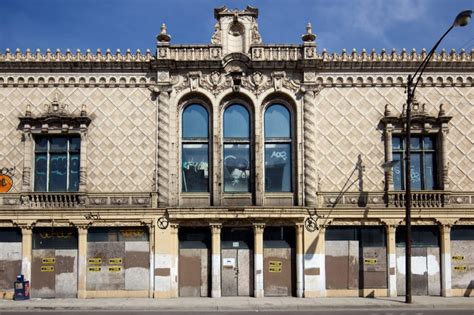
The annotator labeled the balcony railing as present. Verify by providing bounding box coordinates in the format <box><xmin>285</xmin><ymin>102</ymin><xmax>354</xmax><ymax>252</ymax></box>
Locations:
<box><xmin>21</xmin><ymin>193</ymin><xmax>83</xmax><ymax>208</ymax></box>
<box><xmin>387</xmin><ymin>191</ymin><xmax>448</xmax><ymax>208</ymax></box>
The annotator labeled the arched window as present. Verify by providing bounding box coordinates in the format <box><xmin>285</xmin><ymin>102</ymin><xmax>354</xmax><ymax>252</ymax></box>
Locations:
<box><xmin>264</xmin><ymin>104</ymin><xmax>292</xmax><ymax>192</ymax></box>
<box><xmin>223</xmin><ymin>104</ymin><xmax>250</xmax><ymax>192</ymax></box>
<box><xmin>182</xmin><ymin>104</ymin><xmax>209</xmax><ymax>192</ymax></box>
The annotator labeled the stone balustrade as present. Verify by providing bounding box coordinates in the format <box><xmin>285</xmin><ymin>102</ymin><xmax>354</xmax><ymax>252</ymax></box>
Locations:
<box><xmin>387</xmin><ymin>191</ymin><xmax>448</xmax><ymax>208</ymax></box>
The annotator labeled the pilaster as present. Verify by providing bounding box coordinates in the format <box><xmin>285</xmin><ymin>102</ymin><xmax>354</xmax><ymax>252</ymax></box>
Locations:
<box><xmin>384</xmin><ymin>221</ymin><xmax>398</xmax><ymax>297</ymax></box>
<box><xmin>440</xmin><ymin>222</ymin><xmax>453</xmax><ymax>297</ymax></box>
<box><xmin>20</xmin><ymin>226</ymin><xmax>33</xmax><ymax>282</ymax></box>
<box><xmin>303</xmin><ymin>225</ymin><xmax>326</xmax><ymax>297</ymax></box>
<box><xmin>153</xmin><ymin>221</ymin><xmax>179</xmax><ymax>298</ymax></box>
<box><xmin>210</xmin><ymin>223</ymin><xmax>222</xmax><ymax>298</ymax></box>
<box><xmin>253</xmin><ymin>223</ymin><xmax>265</xmax><ymax>297</ymax></box>
<box><xmin>295</xmin><ymin>223</ymin><xmax>304</xmax><ymax>297</ymax></box>
<box><xmin>77</xmin><ymin>225</ymin><xmax>88</xmax><ymax>299</ymax></box>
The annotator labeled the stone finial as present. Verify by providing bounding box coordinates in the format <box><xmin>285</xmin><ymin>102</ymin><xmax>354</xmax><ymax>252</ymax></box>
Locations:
<box><xmin>438</xmin><ymin>103</ymin><xmax>446</xmax><ymax>117</ymax></box>
<box><xmin>302</xmin><ymin>22</ymin><xmax>316</xmax><ymax>42</ymax></box>
<box><xmin>384</xmin><ymin>104</ymin><xmax>392</xmax><ymax>117</ymax></box>
<box><xmin>157</xmin><ymin>23</ymin><xmax>171</xmax><ymax>43</ymax></box>
<box><xmin>25</xmin><ymin>104</ymin><xmax>32</xmax><ymax>117</ymax></box>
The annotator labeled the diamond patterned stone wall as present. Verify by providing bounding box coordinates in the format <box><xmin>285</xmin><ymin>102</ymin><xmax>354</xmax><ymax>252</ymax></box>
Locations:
<box><xmin>314</xmin><ymin>86</ymin><xmax>474</xmax><ymax>192</ymax></box>
<box><xmin>0</xmin><ymin>86</ymin><xmax>156</xmax><ymax>193</ymax></box>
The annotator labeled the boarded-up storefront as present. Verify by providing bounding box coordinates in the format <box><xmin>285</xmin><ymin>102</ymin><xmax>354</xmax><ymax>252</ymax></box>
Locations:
<box><xmin>325</xmin><ymin>226</ymin><xmax>387</xmax><ymax>295</ymax></box>
<box><xmin>86</xmin><ymin>227</ymin><xmax>149</xmax><ymax>294</ymax></box>
<box><xmin>31</xmin><ymin>227</ymin><xmax>78</xmax><ymax>298</ymax></box>
<box><xmin>396</xmin><ymin>226</ymin><xmax>440</xmax><ymax>296</ymax></box>
<box><xmin>0</xmin><ymin>228</ymin><xmax>22</xmax><ymax>298</ymax></box>
<box><xmin>451</xmin><ymin>226</ymin><xmax>474</xmax><ymax>296</ymax></box>
<box><xmin>178</xmin><ymin>227</ymin><xmax>211</xmax><ymax>297</ymax></box>
<box><xmin>263</xmin><ymin>226</ymin><xmax>295</xmax><ymax>296</ymax></box>
<box><xmin>221</xmin><ymin>227</ymin><xmax>253</xmax><ymax>296</ymax></box>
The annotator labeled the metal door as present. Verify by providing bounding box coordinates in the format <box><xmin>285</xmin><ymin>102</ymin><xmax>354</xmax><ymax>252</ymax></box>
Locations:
<box><xmin>221</xmin><ymin>248</ymin><xmax>253</xmax><ymax>296</ymax></box>
<box><xmin>31</xmin><ymin>228</ymin><xmax>78</xmax><ymax>298</ymax></box>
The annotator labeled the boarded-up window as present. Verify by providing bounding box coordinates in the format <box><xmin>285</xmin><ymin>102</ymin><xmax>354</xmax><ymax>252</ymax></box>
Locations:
<box><xmin>87</xmin><ymin>227</ymin><xmax>148</xmax><ymax>242</ymax></box>
<box><xmin>396</xmin><ymin>226</ymin><xmax>439</xmax><ymax>247</ymax></box>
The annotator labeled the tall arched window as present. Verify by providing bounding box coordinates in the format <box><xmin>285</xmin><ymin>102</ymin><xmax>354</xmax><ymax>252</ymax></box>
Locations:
<box><xmin>264</xmin><ymin>104</ymin><xmax>292</xmax><ymax>192</ymax></box>
<box><xmin>182</xmin><ymin>104</ymin><xmax>209</xmax><ymax>192</ymax></box>
<box><xmin>223</xmin><ymin>104</ymin><xmax>250</xmax><ymax>192</ymax></box>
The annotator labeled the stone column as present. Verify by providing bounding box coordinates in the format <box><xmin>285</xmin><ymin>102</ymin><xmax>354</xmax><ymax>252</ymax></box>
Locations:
<box><xmin>303</xmin><ymin>225</ymin><xmax>326</xmax><ymax>297</ymax></box>
<box><xmin>302</xmin><ymin>89</ymin><xmax>317</xmax><ymax>206</ymax></box>
<box><xmin>79</xmin><ymin>128</ymin><xmax>88</xmax><ymax>193</ymax></box>
<box><xmin>21</xmin><ymin>131</ymin><xmax>33</xmax><ymax>192</ymax></box>
<box><xmin>148</xmin><ymin>224</ymin><xmax>155</xmax><ymax>298</ymax></box>
<box><xmin>210</xmin><ymin>223</ymin><xmax>222</xmax><ymax>298</ymax></box>
<box><xmin>153</xmin><ymin>221</ymin><xmax>179</xmax><ymax>298</ymax></box>
<box><xmin>441</xmin><ymin>124</ymin><xmax>450</xmax><ymax>190</ymax></box>
<box><xmin>385</xmin><ymin>223</ymin><xmax>397</xmax><ymax>297</ymax></box>
<box><xmin>384</xmin><ymin>124</ymin><xmax>394</xmax><ymax>191</ymax></box>
<box><xmin>253</xmin><ymin>223</ymin><xmax>265</xmax><ymax>297</ymax></box>
<box><xmin>440</xmin><ymin>224</ymin><xmax>452</xmax><ymax>297</ymax></box>
<box><xmin>77</xmin><ymin>226</ymin><xmax>88</xmax><ymax>299</ymax></box>
<box><xmin>20</xmin><ymin>226</ymin><xmax>33</xmax><ymax>282</ymax></box>
<box><xmin>295</xmin><ymin>223</ymin><xmax>304</xmax><ymax>297</ymax></box>
<box><xmin>156</xmin><ymin>87</ymin><xmax>171</xmax><ymax>207</ymax></box>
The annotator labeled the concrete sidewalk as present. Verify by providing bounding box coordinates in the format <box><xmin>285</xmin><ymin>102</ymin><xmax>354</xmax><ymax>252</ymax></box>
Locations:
<box><xmin>0</xmin><ymin>297</ymin><xmax>473</xmax><ymax>311</ymax></box>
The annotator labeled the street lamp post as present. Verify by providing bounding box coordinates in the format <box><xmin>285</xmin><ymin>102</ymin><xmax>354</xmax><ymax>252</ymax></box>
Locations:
<box><xmin>403</xmin><ymin>10</ymin><xmax>471</xmax><ymax>304</ymax></box>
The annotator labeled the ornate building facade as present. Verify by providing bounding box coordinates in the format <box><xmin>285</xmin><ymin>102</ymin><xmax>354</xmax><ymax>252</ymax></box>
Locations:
<box><xmin>0</xmin><ymin>6</ymin><xmax>473</xmax><ymax>299</ymax></box>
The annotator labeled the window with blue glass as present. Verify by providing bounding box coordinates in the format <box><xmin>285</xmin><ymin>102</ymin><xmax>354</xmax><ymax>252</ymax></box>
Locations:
<box><xmin>223</xmin><ymin>104</ymin><xmax>251</xmax><ymax>192</ymax></box>
<box><xmin>182</xmin><ymin>104</ymin><xmax>209</xmax><ymax>192</ymax></box>
<box><xmin>34</xmin><ymin>136</ymin><xmax>80</xmax><ymax>192</ymax></box>
<box><xmin>264</xmin><ymin>104</ymin><xmax>292</xmax><ymax>192</ymax></box>
<box><xmin>392</xmin><ymin>135</ymin><xmax>437</xmax><ymax>190</ymax></box>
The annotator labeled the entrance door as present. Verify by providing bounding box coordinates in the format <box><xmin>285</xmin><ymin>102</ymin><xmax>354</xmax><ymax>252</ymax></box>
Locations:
<box><xmin>31</xmin><ymin>228</ymin><xmax>78</xmax><ymax>298</ymax></box>
<box><xmin>178</xmin><ymin>227</ymin><xmax>211</xmax><ymax>297</ymax></box>
<box><xmin>263</xmin><ymin>226</ymin><xmax>295</xmax><ymax>296</ymax></box>
<box><xmin>221</xmin><ymin>227</ymin><xmax>253</xmax><ymax>296</ymax></box>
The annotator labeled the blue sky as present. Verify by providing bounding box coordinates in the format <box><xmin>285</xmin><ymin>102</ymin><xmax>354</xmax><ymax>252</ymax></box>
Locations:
<box><xmin>0</xmin><ymin>0</ymin><xmax>473</xmax><ymax>54</ymax></box>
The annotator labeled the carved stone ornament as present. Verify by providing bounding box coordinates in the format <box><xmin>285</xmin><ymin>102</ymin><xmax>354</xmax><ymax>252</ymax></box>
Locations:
<box><xmin>18</xmin><ymin>93</ymin><xmax>91</xmax><ymax>132</ymax></box>
<box><xmin>211</xmin><ymin>22</ymin><xmax>222</xmax><ymax>44</ymax></box>
<box><xmin>251</xmin><ymin>22</ymin><xmax>262</xmax><ymax>44</ymax></box>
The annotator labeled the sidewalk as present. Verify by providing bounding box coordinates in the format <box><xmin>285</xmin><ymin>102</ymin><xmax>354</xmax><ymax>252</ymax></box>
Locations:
<box><xmin>1</xmin><ymin>296</ymin><xmax>474</xmax><ymax>311</ymax></box>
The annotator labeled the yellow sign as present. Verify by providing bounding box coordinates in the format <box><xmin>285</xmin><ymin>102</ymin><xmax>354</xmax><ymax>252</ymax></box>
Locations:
<box><xmin>42</xmin><ymin>258</ymin><xmax>55</xmax><ymax>264</ymax></box>
<box><xmin>269</xmin><ymin>266</ymin><xmax>282</xmax><ymax>273</ymax></box>
<box><xmin>88</xmin><ymin>258</ymin><xmax>102</xmax><ymax>264</ymax></box>
<box><xmin>108</xmin><ymin>266</ymin><xmax>122</xmax><ymax>272</ymax></box>
<box><xmin>88</xmin><ymin>266</ymin><xmax>101</xmax><ymax>272</ymax></box>
<box><xmin>269</xmin><ymin>261</ymin><xmax>282</xmax><ymax>267</ymax></box>
<box><xmin>364</xmin><ymin>258</ymin><xmax>377</xmax><ymax>265</ymax></box>
<box><xmin>0</xmin><ymin>174</ymin><xmax>13</xmax><ymax>193</ymax></box>
<box><xmin>41</xmin><ymin>266</ymin><xmax>54</xmax><ymax>272</ymax></box>
<box><xmin>109</xmin><ymin>258</ymin><xmax>122</xmax><ymax>265</ymax></box>
<box><xmin>454</xmin><ymin>266</ymin><xmax>467</xmax><ymax>271</ymax></box>
<box><xmin>120</xmin><ymin>229</ymin><xmax>145</xmax><ymax>239</ymax></box>
<box><xmin>452</xmin><ymin>255</ymin><xmax>464</xmax><ymax>261</ymax></box>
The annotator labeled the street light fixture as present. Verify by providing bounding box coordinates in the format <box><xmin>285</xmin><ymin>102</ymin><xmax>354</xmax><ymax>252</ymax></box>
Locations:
<box><xmin>403</xmin><ymin>9</ymin><xmax>471</xmax><ymax>304</ymax></box>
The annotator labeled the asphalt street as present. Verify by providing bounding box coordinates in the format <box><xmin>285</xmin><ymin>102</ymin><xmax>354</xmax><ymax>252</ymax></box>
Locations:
<box><xmin>1</xmin><ymin>310</ymin><xmax>474</xmax><ymax>315</ymax></box>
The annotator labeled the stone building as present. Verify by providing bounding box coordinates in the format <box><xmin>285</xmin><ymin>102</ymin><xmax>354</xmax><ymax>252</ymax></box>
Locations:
<box><xmin>0</xmin><ymin>6</ymin><xmax>473</xmax><ymax>299</ymax></box>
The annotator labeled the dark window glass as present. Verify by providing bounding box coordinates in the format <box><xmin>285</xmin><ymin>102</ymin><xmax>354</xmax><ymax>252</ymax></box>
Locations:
<box><xmin>392</xmin><ymin>135</ymin><xmax>437</xmax><ymax>190</ymax></box>
<box><xmin>33</xmin><ymin>228</ymin><xmax>78</xmax><ymax>249</ymax></box>
<box><xmin>223</xmin><ymin>144</ymin><xmax>250</xmax><ymax>192</ymax></box>
<box><xmin>264</xmin><ymin>104</ymin><xmax>290</xmax><ymax>138</ymax></box>
<box><xmin>263</xmin><ymin>226</ymin><xmax>295</xmax><ymax>248</ymax></box>
<box><xmin>182</xmin><ymin>104</ymin><xmax>210</xmax><ymax>193</ymax></box>
<box><xmin>182</xmin><ymin>144</ymin><xmax>209</xmax><ymax>192</ymax></box>
<box><xmin>88</xmin><ymin>227</ymin><xmax>149</xmax><ymax>242</ymax></box>
<box><xmin>265</xmin><ymin>143</ymin><xmax>291</xmax><ymax>192</ymax></box>
<box><xmin>451</xmin><ymin>226</ymin><xmax>474</xmax><ymax>241</ymax></box>
<box><xmin>182</xmin><ymin>104</ymin><xmax>209</xmax><ymax>138</ymax></box>
<box><xmin>0</xmin><ymin>228</ymin><xmax>22</xmax><ymax>242</ymax></box>
<box><xmin>396</xmin><ymin>226</ymin><xmax>439</xmax><ymax>247</ymax></box>
<box><xmin>326</xmin><ymin>227</ymin><xmax>385</xmax><ymax>247</ymax></box>
<box><xmin>221</xmin><ymin>227</ymin><xmax>253</xmax><ymax>249</ymax></box>
<box><xmin>34</xmin><ymin>136</ymin><xmax>81</xmax><ymax>192</ymax></box>
<box><xmin>179</xmin><ymin>227</ymin><xmax>211</xmax><ymax>249</ymax></box>
<box><xmin>264</xmin><ymin>104</ymin><xmax>292</xmax><ymax>192</ymax></box>
<box><xmin>224</xmin><ymin>104</ymin><xmax>250</xmax><ymax>138</ymax></box>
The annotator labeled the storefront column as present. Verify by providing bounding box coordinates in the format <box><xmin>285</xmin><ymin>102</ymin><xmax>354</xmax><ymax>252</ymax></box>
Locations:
<box><xmin>20</xmin><ymin>226</ymin><xmax>32</xmax><ymax>282</ymax></box>
<box><xmin>253</xmin><ymin>223</ymin><xmax>265</xmax><ymax>298</ymax></box>
<box><xmin>303</xmin><ymin>225</ymin><xmax>326</xmax><ymax>297</ymax></box>
<box><xmin>385</xmin><ymin>223</ymin><xmax>397</xmax><ymax>297</ymax></box>
<box><xmin>210</xmin><ymin>223</ymin><xmax>222</xmax><ymax>298</ymax></box>
<box><xmin>154</xmin><ymin>221</ymin><xmax>179</xmax><ymax>298</ymax></box>
<box><xmin>77</xmin><ymin>226</ymin><xmax>88</xmax><ymax>299</ymax></box>
<box><xmin>295</xmin><ymin>223</ymin><xmax>304</xmax><ymax>298</ymax></box>
<box><xmin>440</xmin><ymin>224</ymin><xmax>452</xmax><ymax>297</ymax></box>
